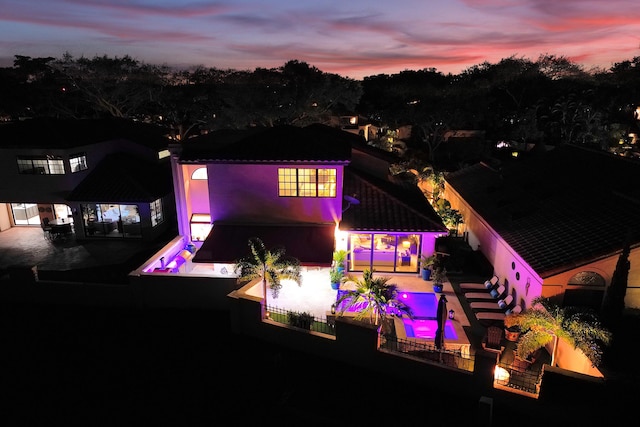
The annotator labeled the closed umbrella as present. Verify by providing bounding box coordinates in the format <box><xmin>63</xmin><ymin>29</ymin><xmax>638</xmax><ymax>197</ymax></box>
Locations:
<box><xmin>435</xmin><ymin>294</ymin><xmax>448</xmax><ymax>358</ymax></box>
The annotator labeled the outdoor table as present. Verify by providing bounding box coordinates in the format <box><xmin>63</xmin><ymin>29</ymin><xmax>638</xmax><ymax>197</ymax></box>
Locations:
<box><xmin>48</xmin><ymin>220</ymin><xmax>73</xmax><ymax>239</ymax></box>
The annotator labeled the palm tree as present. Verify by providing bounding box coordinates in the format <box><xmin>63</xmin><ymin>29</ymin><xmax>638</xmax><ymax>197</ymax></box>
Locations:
<box><xmin>504</xmin><ymin>297</ymin><xmax>612</xmax><ymax>367</ymax></box>
<box><xmin>234</xmin><ymin>237</ymin><xmax>302</xmax><ymax>300</ymax></box>
<box><xmin>334</xmin><ymin>269</ymin><xmax>413</xmax><ymax>328</ymax></box>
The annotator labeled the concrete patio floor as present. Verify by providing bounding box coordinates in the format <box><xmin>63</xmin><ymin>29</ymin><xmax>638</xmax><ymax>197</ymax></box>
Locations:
<box><xmin>265</xmin><ymin>267</ymin><xmax>478</xmax><ymax>354</ymax></box>
<box><xmin>267</xmin><ymin>268</ymin><xmax>470</xmax><ymax>326</ymax></box>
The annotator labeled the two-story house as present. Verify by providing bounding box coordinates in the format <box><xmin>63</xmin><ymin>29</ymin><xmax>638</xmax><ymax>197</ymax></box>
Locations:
<box><xmin>0</xmin><ymin>118</ymin><xmax>175</xmax><ymax>242</ymax></box>
<box><xmin>140</xmin><ymin>123</ymin><xmax>448</xmax><ymax>276</ymax></box>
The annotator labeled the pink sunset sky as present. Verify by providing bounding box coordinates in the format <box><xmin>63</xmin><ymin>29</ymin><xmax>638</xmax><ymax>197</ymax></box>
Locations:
<box><xmin>1</xmin><ymin>0</ymin><xmax>639</xmax><ymax>79</ymax></box>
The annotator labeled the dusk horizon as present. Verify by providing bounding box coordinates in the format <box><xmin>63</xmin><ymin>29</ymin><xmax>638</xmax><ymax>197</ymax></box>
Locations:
<box><xmin>2</xmin><ymin>0</ymin><xmax>640</xmax><ymax>79</ymax></box>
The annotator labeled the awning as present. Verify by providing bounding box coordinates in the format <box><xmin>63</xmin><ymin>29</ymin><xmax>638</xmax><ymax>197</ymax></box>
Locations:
<box><xmin>192</xmin><ymin>223</ymin><xmax>336</xmax><ymax>266</ymax></box>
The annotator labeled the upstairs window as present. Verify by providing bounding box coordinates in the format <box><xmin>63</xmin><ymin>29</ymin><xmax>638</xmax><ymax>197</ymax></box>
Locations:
<box><xmin>278</xmin><ymin>168</ymin><xmax>336</xmax><ymax>198</ymax></box>
<box><xmin>69</xmin><ymin>153</ymin><xmax>88</xmax><ymax>173</ymax></box>
<box><xmin>17</xmin><ymin>156</ymin><xmax>65</xmax><ymax>175</ymax></box>
<box><xmin>191</xmin><ymin>167</ymin><xmax>208</xmax><ymax>180</ymax></box>
<box><xmin>150</xmin><ymin>198</ymin><xmax>164</xmax><ymax>227</ymax></box>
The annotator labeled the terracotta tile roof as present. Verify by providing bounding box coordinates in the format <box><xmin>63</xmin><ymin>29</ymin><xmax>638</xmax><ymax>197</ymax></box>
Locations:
<box><xmin>445</xmin><ymin>144</ymin><xmax>640</xmax><ymax>277</ymax></box>
<box><xmin>0</xmin><ymin>118</ymin><xmax>171</xmax><ymax>150</ymax></box>
<box><xmin>66</xmin><ymin>153</ymin><xmax>173</xmax><ymax>203</ymax></box>
<box><xmin>178</xmin><ymin>123</ymin><xmax>353</xmax><ymax>163</ymax></box>
<box><xmin>340</xmin><ymin>168</ymin><xmax>448</xmax><ymax>233</ymax></box>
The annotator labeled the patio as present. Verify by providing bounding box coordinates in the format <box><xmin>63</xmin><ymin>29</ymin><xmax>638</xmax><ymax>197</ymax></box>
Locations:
<box><xmin>0</xmin><ymin>225</ymin><xmax>170</xmax><ymax>279</ymax></box>
<box><xmin>264</xmin><ymin>267</ymin><xmax>474</xmax><ymax>354</ymax></box>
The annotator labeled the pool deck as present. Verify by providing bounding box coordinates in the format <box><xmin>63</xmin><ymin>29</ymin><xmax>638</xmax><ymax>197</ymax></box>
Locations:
<box><xmin>265</xmin><ymin>268</ymin><xmax>472</xmax><ymax>354</ymax></box>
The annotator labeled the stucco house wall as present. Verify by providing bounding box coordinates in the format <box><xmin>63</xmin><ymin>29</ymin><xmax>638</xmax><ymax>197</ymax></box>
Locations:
<box><xmin>206</xmin><ymin>163</ymin><xmax>344</xmax><ymax>224</ymax></box>
<box><xmin>444</xmin><ymin>178</ymin><xmax>640</xmax><ymax>309</ymax></box>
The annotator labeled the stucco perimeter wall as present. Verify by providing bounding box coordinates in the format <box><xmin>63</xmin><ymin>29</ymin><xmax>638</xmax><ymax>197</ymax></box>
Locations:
<box><xmin>555</xmin><ymin>338</ymin><xmax>603</xmax><ymax>378</ymax></box>
<box><xmin>227</xmin><ymin>289</ymin><xmax>611</xmax><ymax>410</ymax></box>
<box><xmin>130</xmin><ymin>274</ymin><xmax>238</xmax><ymax>310</ymax></box>
<box><xmin>227</xmin><ymin>288</ymin><xmax>484</xmax><ymax>398</ymax></box>
<box><xmin>0</xmin><ymin>270</ymin><xmax>238</xmax><ymax>310</ymax></box>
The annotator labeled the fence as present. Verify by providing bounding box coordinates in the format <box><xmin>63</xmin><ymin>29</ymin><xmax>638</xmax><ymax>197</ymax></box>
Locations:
<box><xmin>494</xmin><ymin>359</ymin><xmax>543</xmax><ymax>397</ymax></box>
<box><xmin>265</xmin><ymin>305</ymin><xmax>336</xmax><ymax>336</ymax></box>
<box><xmin>380</xmin><ymin>334</ymin><xmax>475</xmax><ymax>372</ymax></box>
<box><xmin>264</xmin><ymin>305</ymin><xmax>476</xmax><ymax>372</ymax></box>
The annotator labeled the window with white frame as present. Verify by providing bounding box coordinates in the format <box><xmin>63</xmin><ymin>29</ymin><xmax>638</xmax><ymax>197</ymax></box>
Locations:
<box><xmin>150</xmin><ymin>198</ymin><xmax>164</xmax><ymax>227</ymax></box>
<box><xmin>69</xmin><ymin>153</ymin><xmax>88</xmax><ymax>173</ymax></box>
<box><xmin>277</xmin><ymin>168</ymin><xmax>336</xmax><ymax>197</ymax></box>
<box><xmin>17</xmin><ymin>156</ymin><xmax>65</xmax><ymax>175</ymax></box>
<box><xmin>190</xmin><ymin>213</ymin><xmax>212</xmax><ymax>242</ymax></box>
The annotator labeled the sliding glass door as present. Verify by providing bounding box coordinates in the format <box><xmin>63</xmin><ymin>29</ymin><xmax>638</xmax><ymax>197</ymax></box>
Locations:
<box><xmin>348</xmin><ymin>233</ymin><xmax>420</xmax><ymax>273</ymax></box>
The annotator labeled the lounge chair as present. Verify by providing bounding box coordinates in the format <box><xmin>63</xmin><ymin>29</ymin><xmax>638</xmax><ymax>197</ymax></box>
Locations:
<box><xmin>497</xmin><ymin>294</ymin><xmax>514</xmax><ymax>310</ymax></box>
<box><xmin>460</xmin><ymin>275</ymin><xmax>499</xmax><ymax>291</ymax></box>
<box><xmin>475</xmin><ymin>304</ymin><xmax>521</xmax><ymax>321</ymax></box>
<box><xmin>459</xmin><ymin>282</ymin><xmax>488</xmax><ymax>291</ymax></box>
<box><xmin>470</xmin><ymin>293</ymin><xmax>512</xmax><ymax>310</ymax></box>
<box><xmin>464</xmin><ymin>284</ymin><xmax>505</xmax><ymax>301</ymax></box>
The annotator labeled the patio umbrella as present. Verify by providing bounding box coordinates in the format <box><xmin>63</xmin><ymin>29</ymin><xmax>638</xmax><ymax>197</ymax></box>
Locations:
<box><xmin>435</xmin><ymin>294</ymin><xmax>448</xmax><ymax>355</ymax></box>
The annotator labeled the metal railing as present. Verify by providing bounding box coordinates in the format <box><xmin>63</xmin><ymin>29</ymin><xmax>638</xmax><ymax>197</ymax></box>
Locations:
<box><xmin>494</xmin><ymin>360</ymin><xmax>543</xmax><ymax>396</ymax></box>
<box><xmin>265</xmin><ymin>305</ymin><xmax>336</xmax><ymax>335</ymax></box>
<box><xmin>380</xmin><ymin>334</ymin><xmax>475</xmax><ymax>372</ymax></box>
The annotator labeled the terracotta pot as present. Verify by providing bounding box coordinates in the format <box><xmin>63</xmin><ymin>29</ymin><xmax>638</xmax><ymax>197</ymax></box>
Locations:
<box><xmin>504</xmin><ymin>328</ymin><xmax>521</xmax><ymax>342</ymax></box>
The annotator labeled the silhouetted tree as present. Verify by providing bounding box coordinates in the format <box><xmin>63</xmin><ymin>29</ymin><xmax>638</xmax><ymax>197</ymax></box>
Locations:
<box><xmin>601</xmin><ymin>236</ymin><xmax>631</xmax><ymax>328</ymax></box>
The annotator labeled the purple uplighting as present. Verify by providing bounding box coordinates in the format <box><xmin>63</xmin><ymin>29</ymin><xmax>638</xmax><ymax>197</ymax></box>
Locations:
<box><xmin>336</xmin><ymin>290</ymin><xmax>437</xmax><ymax>318</ymax></box>
<box><xmin>402</xmin><ymin>318</ymin><xmax>458</xmax><ymax>340</ymax></box>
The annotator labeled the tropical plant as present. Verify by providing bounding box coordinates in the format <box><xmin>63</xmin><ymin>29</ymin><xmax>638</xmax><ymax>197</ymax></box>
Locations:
<box><xmin>329</xmin><ymin>268</ymin><xmax>344</xmax><ymax>285</ymax></box>
<box><xmin>431</xmin><ymin>267</ymin><xmax>447</xmax><ymax>285</ymax></box>
<box><xmin>335</xmin><ymin>269</ymin><xmax>414</xmax><ymax>327</ymax></box>
<box><xmin>234</xmin><ymin>237</ymin><xmax>302</xmax><ymax>299</ymax></box>
<box><xmin>601</xmin><ymin>237</ymin><xmax>631</xmax><ymax>328</ymax></box>
<box><xmin>504</xmin><ymin>297</ymin><xmax>612</xmax><ymax>367</ymax></box>
<box><xmin>421</xmin><ymin>254</ymin><xmax>438</xmax><ymax>271</ymax></box>
<box><xmin>434</xmin><ymin>198</ymin><xmax>464</xmax><ymax>230</ymax></box>
<box><xmin>332</xmin><ymin>249</ymin><xmax>348</xmax><ymax>268</ymax></box>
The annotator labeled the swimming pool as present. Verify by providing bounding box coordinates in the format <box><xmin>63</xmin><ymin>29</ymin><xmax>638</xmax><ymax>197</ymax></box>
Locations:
<box><xmin>402</xmin><ymin>318</ymin><xmax>458</xmax><ymax>340</ymax></box>
<box><xmin>337</xmin><ymin>290</ymin><xmax>470</xmax><ymax>356</ymax></box>
<box><xmin>336</xmin><ymin>290</ymin><xmax>437</xmax><ymax>318</ymax></box>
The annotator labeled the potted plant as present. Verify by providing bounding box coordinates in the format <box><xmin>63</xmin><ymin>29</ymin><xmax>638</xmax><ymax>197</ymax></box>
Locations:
<box><xmin>329</xmin><ymin>268</ymin><xmax>343</xmax><ymax>290</ymax></box>
<box><xmin>504</xmin><ymin>324</ymin><xmax>522</xmax><ymax>342</ymax></box>
<box><xmin>431</xmin><ymin>267</ymin><xmax>446</xmax><ymax>292</ymax></box>
<box><xmin>503</xmin><ymin>297</ymin><xmax>612</xmax><ymax>367</ymax></box>
<box><xmin>420</xmin><ymin>254</ymin><xmax>437</xmax><ymax>281</ymax></box>
<box><xmin>333</xmin><ymin>249</ymin><xmax>348</xmax><ymax>273</ymax></box>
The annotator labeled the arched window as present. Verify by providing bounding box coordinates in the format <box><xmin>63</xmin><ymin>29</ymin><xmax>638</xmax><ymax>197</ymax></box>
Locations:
<box><xmin>191</xmin><ymin>167</ymin><xmax>208</xmax><ymax>180</ymax></box>
<box><xmin>567</xmin><ymin>271</ymin><xmax>606</xmax><ymax>287</ymax></box>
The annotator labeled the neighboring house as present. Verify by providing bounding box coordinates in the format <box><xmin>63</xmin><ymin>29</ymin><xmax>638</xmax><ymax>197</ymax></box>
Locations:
<box><xmin>142</xmin><ymin>123</ymin><xmax>447</xmax><ymax>275</ymax></box>
<box><xmin>0</xmin><ymin>118</ymin><xmax>175</xmax><ymax>242</ymax></box>
<box><xmin>443</xmin><ymin>144</ymin><xmax>640</xmax><ymax>310</ymax></box>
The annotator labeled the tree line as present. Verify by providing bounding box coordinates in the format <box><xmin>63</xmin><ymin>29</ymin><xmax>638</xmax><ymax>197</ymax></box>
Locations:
<box><xmin>1</xmin><ymin>53</ymin><xmax>639</xmax><ymax>164</ymax></box>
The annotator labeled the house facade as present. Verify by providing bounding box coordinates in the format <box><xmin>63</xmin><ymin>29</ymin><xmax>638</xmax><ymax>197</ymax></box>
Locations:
<box><xmin>443</xmin><ymin>144</ymin><xmax>640</xmax><ymax>311</ymax></box>
<box><xmin>141</xmin><ymin>123</ymin><xmax>448</xmax><ymax>276</ymax></box>
<box><xmin>0</xmin><ymin>118</ymin><xmax>175</xmax><ymax>242</ymax></box>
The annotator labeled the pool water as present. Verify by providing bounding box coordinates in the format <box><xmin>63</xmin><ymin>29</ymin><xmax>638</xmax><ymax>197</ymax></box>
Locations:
<box><xmin>336</xmin><ymin>291</ymin><xmax>457</xmax><ymax>340</ymax></box>
<box><xmin>402</xmin><ymin>318</ymin><xmax>458</xmax><ymax>340</ymax></box>
<box><xmin>396</xmin><ymin>291</ymin><xmax>437</xmax><ymax>317</ymax></box>
<box><xmin>336</xmin><ymin>290</ymin><xmax>437</xmax><ymax>318</ymax></box>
